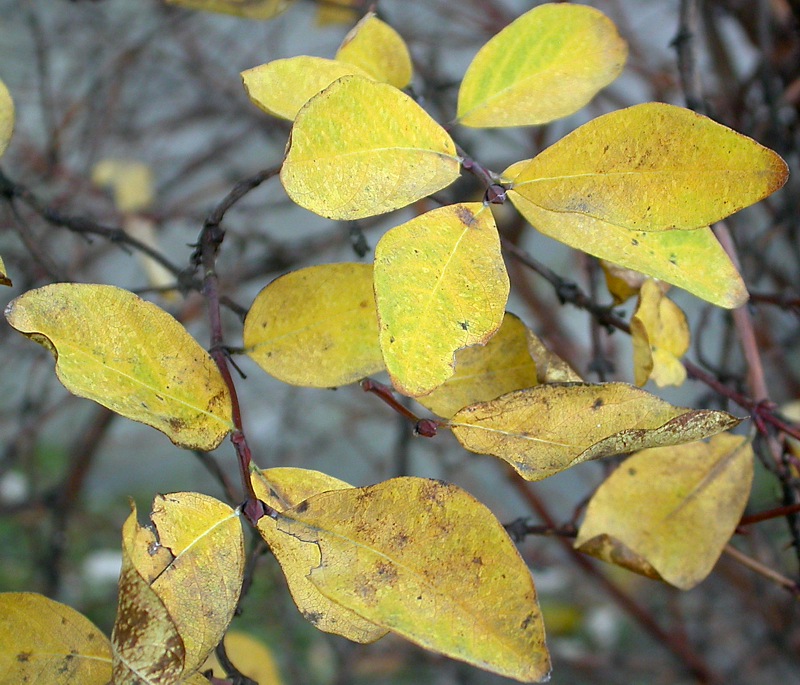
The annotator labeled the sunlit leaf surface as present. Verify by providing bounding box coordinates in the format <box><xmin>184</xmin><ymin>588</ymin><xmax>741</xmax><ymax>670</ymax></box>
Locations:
<box><xmin>374</xmin><ymin>203</ymin><xmax>509</xmax><ymax>396</ymax></box>
<box><xmin>457</xmin><ymin>4</ymin><xmax>626</xmax><ymax>128</ymax></box>
<box><xmin>281</xmin><ymin>76</ymin><xmax>459</xmax><ymax>220</ymax></box>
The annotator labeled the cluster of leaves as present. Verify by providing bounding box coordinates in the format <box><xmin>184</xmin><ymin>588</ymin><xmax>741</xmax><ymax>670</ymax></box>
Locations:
<box><xmin>0</xmin><ymin>3</ymin><xmax>790</xmax><ymax>684</ymax></box>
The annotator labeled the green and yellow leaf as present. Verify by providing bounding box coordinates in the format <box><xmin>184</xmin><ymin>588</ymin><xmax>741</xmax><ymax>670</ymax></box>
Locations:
<box><xmin>506</xmin><ymin>186</ymin><xmax>748</xmax><ymax>308</ymax></box>
<box><xmin>506</xmin><ymin>103</ymin><xmax>788</xmax><ymax>231</ymax></box>
<box><xmin>449</xmin><ymin>383</ymin><xmax>741</xmax><ymax>481</ymax></box>
<box><xmin>0</xmin><ymin>593</ymin><xmax>111</xmax><ymax>684</ymax></box>
<box><xmin>242</xmin><ymin>56</ymin><xmax>373</xmax><ymax>121</ymax></box>
<box><xmin>244</xmin><ymin>263</ymin><xmax>384</xmax><ymax>387</ymax></box>
<box><xmin>575</xmin><ymin>433</ymin><xmax>754</xmax><ymax>589</ymax></box>
<box><xmin>457</xmin><ymin>4</ymin><xmax>626</xmax><ymax>128</ymax></box>
<box><xmin>251</xmin><ymin>467</ymin><xmax>388</xmax><ymax>643</ymax></box>
<box><xmin>165</xmin><ymin>0</ymin><xmax>294</xmax><ymax>19</ymax></box>
<box><xmin>112</xmin><ymin>493</ymin><xmax>244</xmax><ymax>683</ymax></box>
<box><xmin>277</xmin><ymin>477</ymin><xmax>551</xmax><ymax>682</ymax></box>
<box><xmin>336</xmin><ymin>12</ymin><xmax>413</xmax><ymax>89</ymax></box>
<box><xmin>374</xmin><ymin>203</ymin><xmax>509</xmax><ymax>397</ymax></box>
<box><xmin>4</xmin><ymin>284</ymin><xmax>233</xmax><ymax>450</ymax></box>
<box><xmin>417</xmin><ymin>312</ymin><xmax>538</xmax><ymax>418</ymax></box>
<box><xmin>0</xmin><ymin>78</ymin><xmax>14</xmax><ymax>158</ymax></box>
<box><xmin>281</xmin><ymin>76</ymin><xmax>459</xmax><ymax>220</ymax></box>
<box><xmin>631</xmin><ymin>279</ymin><xmax>690</xmax><ymax>387</ymax></box>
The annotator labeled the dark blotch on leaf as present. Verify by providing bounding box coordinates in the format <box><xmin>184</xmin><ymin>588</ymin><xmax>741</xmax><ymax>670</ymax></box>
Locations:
<box><xmin>295</xmin><ymin>499</ymin><xmax>309</xmax><ymax>514</ymax></box>
<box><xmin>592</xmin><ymin>398</ymin><xmax>604</xmax><ymax>409</ymax></box>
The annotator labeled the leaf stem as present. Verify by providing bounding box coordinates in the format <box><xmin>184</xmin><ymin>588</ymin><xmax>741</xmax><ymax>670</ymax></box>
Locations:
<box><xmin>194</xmin><ymin>167</ymin><xmax>282</xmax><ymax>524</ymax></box>
<box><xmin>361</xmin><ymin>378</ymin><xmax>439</xmax><ymax>437</ymax></box>
<box><xmin>723</xmin><ymin>544</ymin><xmax>800</xmax><ymax>598</ymax></box>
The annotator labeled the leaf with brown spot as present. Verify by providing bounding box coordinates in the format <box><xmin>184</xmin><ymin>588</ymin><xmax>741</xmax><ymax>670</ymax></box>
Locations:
<box><xmin>251</xmin><ymin>467</ymin><xmax>388</xmax><ymax>643</ymax></box>
<box><xmin>575</xmin><ymin>433</ymin><xmax>754</xmax><ymax>589</ymax></box>
<box><xmin>374</xmin><ymin>203</ymin><xmax>509</xmax><ymax>397</ymax></box>
<box><xmin>4</xmin><ymin>284</ymin><xmax>234</xmax><ymax>450</ymax></box>
<box><xmin>0</xmin><ymin>593</ymin><xmax>111</xmax><ymax>684</ymax></box>
<box><xmin>276</xmin><ymin>477</ymin><xmax>550</xmax><ymax>682</ymax></box>
<box><xmin>112</xmin><ymin>493</ymin><xmax>244</xmax><ymax>683</ymax></box>
<box><xmin>449</xmin><ymin>383</ymin><xmax>741</xmax><ymax>481</ymax></box>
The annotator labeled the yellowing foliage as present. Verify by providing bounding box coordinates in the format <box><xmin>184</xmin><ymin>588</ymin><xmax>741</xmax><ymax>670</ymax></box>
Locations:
<box><xmin>0</xmin><ymin>78</ymin><xmax>14</xmax><ymax>158</ymax></box>
<box><xmin>277</xmin><ymin>477</ymin><xmax>551</xmax><ymax>682</ymax></box>
<box><xmin>336</xmin><ymin>12</ymin><xmax>413</xmax><ymax>89</ymax></box>
<box><xmin>457</xmin><ymin>4</ymin><xmax>626</xmax><ymax>128</ymax></box>
<box><xmin>165</xmin><ymin>0</ymin><xmax>294</xmax><ymax>19</ymax></box>
<box><xmin>112</xmin><ymin>493</ymin><xmax>244</xmax><ymax>683</ymax></box>
<box><xmin>251</xmin><ymin>467</ymin><xmax>388</xmax><ymax>643</ymax></box>
<box><xmin>4</xmin><ymin>284</ymin><xmax>234</xmax><ymax>450</ymax></box>
<box><xmin>201</xmin><ymin>632</ymin><xmax>284</xmax><ymax>684</ymax></box>
<box><xmin>374</xmin><ymin>203</ymin><xmax>509</xmax><ymax>397</ymax></box>
<box><xmin>0</xmin><ymin>593</ymin><xmax>112</xmax><ymax>684</ymax></box>
<box><xmin>526</xmin><ymin>329</ymin><xmax>582</xmax><ymax>383</ymax></box>
<box><xmin>242</xmin><ymin>56</ymin><xmax>373</xmax><ymax>121</ymax></box>
<box><xmin>507</xmin><ymin>103</ymin><xmax>788</xmax><ymax>231</ymax></box>
<box><xmin>575</xmin><ymin>434</ymin><xmax>754</xmax><ymax>589</ymax></box>
<box><xmin>243</xmin><ymin>263</ymin><xmax>384</xmax><ymax>387</ymax></box>
<box><xmin>450</xmin><ymin>383</ymin><xmax>741</xmax><ymax>480</ymax></box>
<box><xmin>281</xmin><ymin>76</ymin><xmax>459</xmax><ymax>220</ymax></box>
<box><xmin>506</xmin><ymin>186</ymin><xmax>748</xmax><ymax>308</ymax></box>
<box><xmin>631</xmin><ymin>279</ymin><xmax>690</xmax><ymax>387</ymax></box>
<box><xmin>417</xmin><ymin>312</ymin><xmax>538</xmax><ymax>418</ymax></box>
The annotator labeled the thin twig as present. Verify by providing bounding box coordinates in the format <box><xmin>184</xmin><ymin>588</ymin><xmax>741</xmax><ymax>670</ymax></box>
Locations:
<box><xmin>724</xmin><ymin>544</ymin><xmax>800</xmax><ymax>598</ymax></box>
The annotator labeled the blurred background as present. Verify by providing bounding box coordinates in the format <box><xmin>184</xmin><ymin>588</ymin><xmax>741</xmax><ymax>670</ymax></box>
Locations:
<box><xmin>1</xmin><ymin>0</ymin><xmax>799</xmax><ymax>683</ymax></box>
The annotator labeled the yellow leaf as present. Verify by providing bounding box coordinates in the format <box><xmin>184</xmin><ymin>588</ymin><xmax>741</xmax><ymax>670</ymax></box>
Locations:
<box><xmin>0</xmin><ymin>255</ymin><xmax>10</xmax><ymax>287</ymax></box>
<box><xmin>456</xmin><ymin>4</ymin><xmax>626</xmax><ymax>128</ymax></box>
<box><xmin>575</xmin><ymin>433</ymin><xmax>754</xmax><ymax>589</ymax></box>
<box><xmin>112</xmin><ymin>494</ymin><xmax>244</xmax><ymax>683</ymax></box>
<box><xmin>251</xmin><ymin>467</ymin><xmax>388</xmax><ymax>643</ymax></box>
<box><xmin>417</xmin><ymin>312</ymin><xmax>538</xmax><ymax>419</ymax></box>
<box><xmin>335</xmin><ymin>12</ymin><xmax>413</xmax><ymax>89</ymax></box>
<box><xmin>507</xmin><ymin>103</ymin><xmax>788</xmax><ymax>231</ymax></box>
<box><xmin>165</xmin><ymin>0</ymin><xmax>294</xmax><ymax>19</ymax></box>
<box><xmin>92</xmin><ymin>159</ymin><xmax>154</xmax><ymax>213</ymax></box>
<box><xmin>201</xmin><ymin>632</ymin><xmax>284</xmax><ymax>684</ymax></box>
<box><xmin>506</xmin><ymin>185</ymin><xmax>748</xmax><ymax>308</ymax></box>
<box><xmin>242</xmin><ymin>56</ymin><xmax>373</xmax><ymax>121</ymax></box>
<box><xmin>526</xmin><ymin>329</ymin><xmax>582</xmax><ymax>383</ymax></box>
<box><xmin>600</xmin><ymin>260</ymin><xmax>657</xmax><ymax>305</ymax></box>
<box><xmin>243</xmin><ymin>263</ymin><xmax>384</xmax><ymax>387</ymax></box>
<box><xmin>631</xmin><ymin>279</ymin><xmax>690</xmax><ymax>387</ymax></box>
<box><xmin>281</xmin><ymin>75</ymin><xmax>460</xmax><ymax>220</ymax></box>
<box><xmin>277</xmin><ymin>477</ymin><xmax>551</xmax><ymax>682</ymax></box>
<box><xmin>0</xmin><ymin>78</ymin><xmax>14</xmax><ymax>158</ymax></box>
<box><xmin>4</xmin><ymin>284</ymin><xmax>233</xmax><ymax>450</ymax></box>
<box><xmin>374</xmin><ymin>203</ymin><xmax>509</xmax><ymax>397</ymax></box>
<box><xmin>0</xmin><ymin>592</ymin><xmax>111</xmax><ymax>684</ymax></box>
<box><xmin>449</xmin><ymin>383</ymin><xmax>741</xmax><ymax>481</ymax></box>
